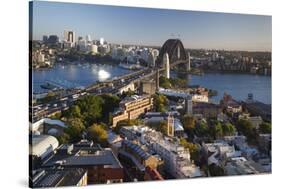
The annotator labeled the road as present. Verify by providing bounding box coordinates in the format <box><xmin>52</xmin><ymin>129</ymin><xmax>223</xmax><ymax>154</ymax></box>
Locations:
<box><xmin>31</xmin><ymin>67</ymin><xmax>155</xmax><ymax>122</ymax></box>
<box><xmin>31</xmin><ymin>61</ymin><xmax>187</xmax><ymax>123</ymax></box>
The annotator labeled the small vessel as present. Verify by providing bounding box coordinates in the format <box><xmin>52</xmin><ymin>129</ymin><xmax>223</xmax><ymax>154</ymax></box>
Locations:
<box><xmin>119</xmin><ymin>59</ymin><xmax>141</xmax><ymax>70</ymax></box>
<box><xmin>40</xmin><ymin>82</ymin><xmax>56</xmax><ymax>90</ymax></box>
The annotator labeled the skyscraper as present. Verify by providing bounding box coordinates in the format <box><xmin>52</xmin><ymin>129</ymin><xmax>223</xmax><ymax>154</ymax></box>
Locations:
<box><xmin>48</xmin><ymin>35</ymin><xmax>59</xmax><ymax>44</ymax></box>
<box><xmin>64</xmin><ymin>30</ymin><xmax>76</xmax><ymax>47</ymax></box>
<box><xmin>100</xmin><ymin>37</ymin><xmax>104</xmax><ymax>45</ymax></box>
<box><xmin>86</xmin><ymin>35</ymin><xmax>91</xmax><ymax>42</ymax></box>
<box><xmin>42</xmin><ymin>35</ymin><xmax>48</xmax><ymax>43</ymax></box>
<box><xmin>147</xmin><ymin>52</ymin><xmax>156</xmax><ymax>67</ymax></box>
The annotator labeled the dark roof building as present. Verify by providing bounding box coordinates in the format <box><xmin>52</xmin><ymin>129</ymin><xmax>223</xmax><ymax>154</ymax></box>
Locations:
<box><xmin>243</xmin><ymin>101</ymin><xmax>271</xmax><ymax>122</ymax></box>
<box><xmin>31</xmin><ymin>168</ymin><xmax>87</xmax><ymax>188</ymax></box>
<box><xmin>41</xmin><ymin>140</ymin><xmax>124</xmax><ymax>184</ymax></box>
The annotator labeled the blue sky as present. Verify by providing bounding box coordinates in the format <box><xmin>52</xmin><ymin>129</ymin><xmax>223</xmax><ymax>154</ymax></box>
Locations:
<box><xmin>31</xmin><ymin>1</ymin><xmax>272</xmax><ymax>51</ymax></box>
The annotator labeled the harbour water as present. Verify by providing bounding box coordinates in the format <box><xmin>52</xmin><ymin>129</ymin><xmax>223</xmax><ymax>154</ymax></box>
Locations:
<box><xmin>32</xmin><ymin>63</ymin><xmax>134</xmax><ymax>93</ymax></box>
<box><xmin>181</xmin><ymin>72</ymin><xmax>271</xmax><ymax>104</ymax></box>
<box><xmin>33</xmin><ymin>63</ymin><xmax>271</xmax><ymax>104</ymax></box>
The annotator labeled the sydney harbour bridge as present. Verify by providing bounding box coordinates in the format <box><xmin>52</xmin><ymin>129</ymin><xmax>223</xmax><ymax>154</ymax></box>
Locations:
<box><xmin>32</xmin><ymin>38</ymin><xmax>191</xmax><ymax>122</ymax></box>
<box><xmin>156</xmin><ymin>38</ymin><xmax>191</xmax><ymax>79</ymax></box>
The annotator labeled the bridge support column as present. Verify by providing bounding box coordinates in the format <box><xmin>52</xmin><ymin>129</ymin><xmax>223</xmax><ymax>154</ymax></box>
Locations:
<box><xmin>156</xmin><ymin>69</ymin><xmax>159</xmax><ymax>92</ymax></box>
<box><xmin>163</xmin><ymin>53</ymin><xmax>170</xmax><ymax>78</ymax></box>
<box><xmin>186</xmin><ymin>52</ymin><xmax>191</xmax><ymax>72</ymax></box>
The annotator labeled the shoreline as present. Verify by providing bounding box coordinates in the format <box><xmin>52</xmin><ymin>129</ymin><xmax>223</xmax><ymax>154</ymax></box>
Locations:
<box><xmin>203</xmin><ymin>69</ymin><xmax>271</xmax><ymax>77</ymax></box>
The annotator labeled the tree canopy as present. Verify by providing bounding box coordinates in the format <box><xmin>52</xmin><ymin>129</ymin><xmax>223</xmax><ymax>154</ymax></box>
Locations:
<box><xmin>236</xmin><ymin>119</ymin><xmax>257</xmax><ymax>144</ymax></box>
<box><xmin>182</xmin><ymin>115</ymin><xmax>196</xmax><ymax>131</ymax></box>
<box><xmin>75</xmin><ymin>95</ymin><xmax>104</xmax><ymax>126</ymax></box>
<box><xmin>159</xmin><ymin>76</ymin><xmax>171</xmax><ymax>89</ymax></box>
<box><xmin>195</xmin><ymin>121</ymin><xmax>209</xmax><ymax>137</ymax></box>
<box><xmin>64</xmin><ymin>117</ymin><xmax>85</xmax><ymax>143</ymax></box>
<box><xmin>179</xmin><ymin>138</ymin><xmax>199</xmax><ymax>161</ymax></box>
<box><xmin>159</xmin><ymin>76</ymin><xmax>187</xmax><ymax>89</ymax></box>
<box><xmin>62</xmin><ymin>94</ymin><xmax>120</xmax><ymax>127</ymax></box>
<box><xmin>222</xmin><ymin>122</ymin><xmax>236</xmax><ymax>136</ymax></box>
<box><xmin>236</xmin><ymin>119</ymin><xmax>255</xmax><ymax>136</ymax></box>
<box><xmin>153</xmin><ymin>94</ymin><xmax>168</xmax><ymax>112</ymax></box>
<box><xmin>87</xmin><ymin>124</ymin><xmax>108</xmax><ymax>147</ymax></box>
<box><xmin>259</xmin><ymin>122</ymin><xmax>271</xmax><ymax>134</ymax></box>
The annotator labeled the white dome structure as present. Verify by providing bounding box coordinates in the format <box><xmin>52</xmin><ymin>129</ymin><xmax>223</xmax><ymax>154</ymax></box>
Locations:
<box><xmin>30</xmin><ymin>135</ymin><xmax>59</xmax><ymax>159</ymax></box>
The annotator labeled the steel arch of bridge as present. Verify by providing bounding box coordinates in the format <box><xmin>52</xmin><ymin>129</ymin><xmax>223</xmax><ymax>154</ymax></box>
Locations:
<box><xmin>157</xmin><ymin>39</ymin><xmax>187</xmax><ymax>67</ymax></box>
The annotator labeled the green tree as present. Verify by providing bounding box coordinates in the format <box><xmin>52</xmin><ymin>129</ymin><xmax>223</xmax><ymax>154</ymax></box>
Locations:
<box><xmin>65</xmin><ymin>118</ymin><xmax>85</xmax><ymax>142</ymax></box>
<box><xmin>63</xmin><ymin>105</ymin><xmax>82</xmax><ymax>119</ymax></box>
<box><xmin>50</xmin><ymin>112</ymin><xmax>62</xmax><ymax>120</ymax></box>
<box><xmin>195</xmin><ymin>121</ymin><xmax>209</xmax><ymax>137</ymax></box>
<box><xmin>121</xmin><ymin>90</ymin><xmax>135</xmax><ymax>98</ymax></box>
<box><xmin>179</xmin><ymin>138</ymin><xmax>199</xmax><ymax>161</ymax></box>
<box><xmin>237</xmin><ymin>119</ymin><xmax>255</xmax><ymax>137</ymax></box>
<box><xmin>170</xmin><ymin>78</ymin><xmax>187</xmax><ymax>88</ymax></box>
<box><xmin>87</xmin><ymin>124</ymin><xmax>108</xmax><ymax>147</ymax></box>
<box><xmin>236</xmin><ymin>119</ymin><xmax>257</xmax><ymax>144</ymax></box>
<box><xmin>259</xmin><ymin>122</ymin><xmax>271</xmax><ymax>134</ymax></box>
<box><xmin>154</xmin><ymin>120</ymin><xmax>167</xmax><ymax>135</ymax></box>
<box><xmin>57</xmin><ymin>133</ymin><xmax>70</xmax><ymax>144</ymax></box>
<box><xmin>214</xmin><ymin>122</ymin><xmax>223</xmax><ymax>138</ymax></box>
<box><xmin>210</xmin><ymin>121</ymin><xmax>223</xmax><ymax>139</ymax></box>
<box><xmin>159</xmin><ymin>76</ymin><xmax>171</xmax><ymax>88</ymax></box>
<box><xmin>75</xmin><ymin>95</ymin><xmax>104</xmax><ymax>127</ymax></box>
<box><xmin>182</xmin><ymin>115</ymin><xmax>196</xmax><ymax>131</ymax></box>
<box><xmin>222</xmin><ymin>122</ymin><xmax>236</xmax><ymax>136</ymax></box>
<box><xmin>153</xmin><ymin>94</ymin><xmax>168</xmax><ymax>112</ymax></box>
<box><xmin>99</xmin><ymin>94</ymin><xmax>120</xmax><ymax>124</ymax></box>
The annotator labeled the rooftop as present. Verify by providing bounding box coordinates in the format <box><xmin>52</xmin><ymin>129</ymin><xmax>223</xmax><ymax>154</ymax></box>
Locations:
<box><xmin>43</xmin><ymin>143</ymin><xmax>123</xmax><ymax>169</ymax></box>
<box><xmin>225</xmin><ymin>157</ymin><xmax>266</xmax><ymax>175</ymax></box>
<box><xmin>30</xmin><ymin>118</ymin><xmax>67</xmax><ymax>132</ymax></box>
<box><xmin>32</xmin><ymin>168</ymin><xmax>86</xmax><ymax>188</ymax></box>
<box><xmin>158</xmin><ymin>87</ymin><xmax>190</xmax><ymax>98</ymax></box>
<box><xmin>120</xmin><ymin>94</ymin><xmax>150</xmax><ymax>104</ymax></box>
<box><xmin>122</xmin><ymin>140</ymin><xmax>151</xmax><ymax>160</ymax></box>
<box><xmin>30</xmin><ymin>135</ymin><xmax>59</xmax><ymax>159</ymax></box>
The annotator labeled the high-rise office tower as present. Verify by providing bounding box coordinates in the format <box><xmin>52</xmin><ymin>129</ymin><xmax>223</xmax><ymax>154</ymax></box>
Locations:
<box><xmin>86</xmin><ymin>35</ymin><xmax>91</xmax><ymax>42</ymax></box>
<box><xmin>64</xmin><ymin>30</ymin><xmax>76</xmax><ymax>47</ymax></box>
<box><xmin>42</xmin><ymin>35</ymin><xmax>48</xmax><ymax>43</ymax></box>
<box><xmin>100</xmin><ymin>37</ymin><xmax>104</xmax><ymax>45</ymax></box>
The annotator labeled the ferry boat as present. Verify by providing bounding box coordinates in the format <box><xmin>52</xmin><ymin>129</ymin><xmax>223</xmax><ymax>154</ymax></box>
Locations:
<box><xmin>119</xmin><ymin>59</ymin><xmax>142</xmax><ymax>70</ymax></box>
<box><xmin>40</xmin><ymin>82</ymin><xmax>57</xmax><ymax>90</ymax></box>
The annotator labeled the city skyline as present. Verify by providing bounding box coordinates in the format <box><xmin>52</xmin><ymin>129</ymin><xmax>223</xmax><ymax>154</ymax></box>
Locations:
<box><xmin>32</xmin><ymin>1</ymin><xmax>272</xmax><ymax>52</ymax></box>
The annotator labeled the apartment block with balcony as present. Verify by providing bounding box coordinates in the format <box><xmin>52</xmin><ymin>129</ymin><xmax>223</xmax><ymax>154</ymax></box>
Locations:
<box><xmin>112</xmin><ymin>95</ymin><xmax>153</xmax><ymax>127</ymax></box>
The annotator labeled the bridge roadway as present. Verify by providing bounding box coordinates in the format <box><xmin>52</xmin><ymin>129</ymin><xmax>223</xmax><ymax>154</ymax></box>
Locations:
<box><xmin>31</xmin><ymin>61</ymin><xmax>187</xmax><ymax>123</ymax></box>
<box><xmin>31</xmin><ymin>68</ymin><xmax>155</xmax><ymax>122</ymax></box>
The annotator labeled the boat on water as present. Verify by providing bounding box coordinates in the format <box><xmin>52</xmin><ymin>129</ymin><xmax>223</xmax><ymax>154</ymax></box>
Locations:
<box><xmin>40</xmin><ymin>82</ymin><xmax>57</xmax><ymax>90</ymax></box>
<box><xmin>118</xmin><ymin>60</ymin><xmax>142</xmax><ymax>70</ymax></box>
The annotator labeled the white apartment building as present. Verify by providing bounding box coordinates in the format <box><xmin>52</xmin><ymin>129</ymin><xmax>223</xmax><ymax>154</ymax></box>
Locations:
<box><xmin>202</xmin><ymin>141</ymin><xmax>241</xmax><ymax>166</ymax></box>
<box><xmin>192</xmin><ymin>94</ymin><xmax>209</xmax><ymax>103</ymax></box>
<box><xmin>120</xmin><ymin>126</ymin><xmax>202</xmax><ymax>178</ymax></box>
